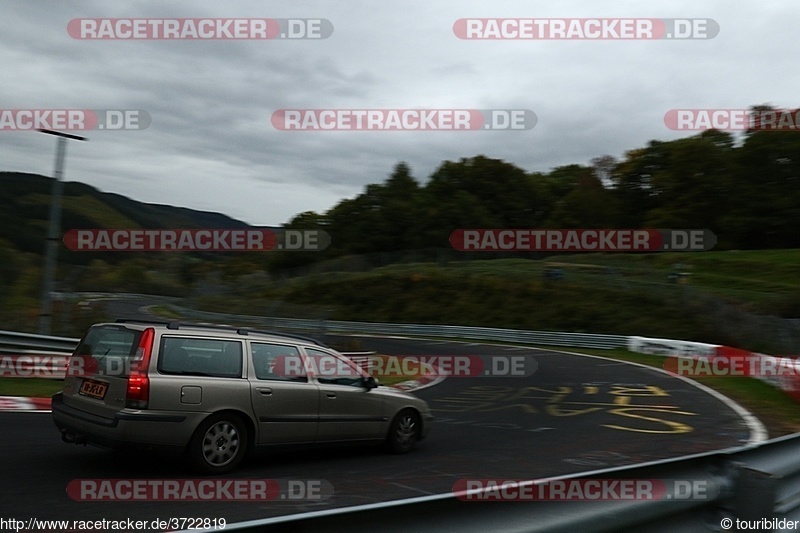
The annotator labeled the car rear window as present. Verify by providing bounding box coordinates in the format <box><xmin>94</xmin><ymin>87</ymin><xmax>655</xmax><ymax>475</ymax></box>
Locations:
<box><xmin>72</xmin><ymin>325</ymin><xmax>142</xmax><ymax>377</ymax></box>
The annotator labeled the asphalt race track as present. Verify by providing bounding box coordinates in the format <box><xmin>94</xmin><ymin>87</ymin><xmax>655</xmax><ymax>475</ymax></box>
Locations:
<box><xmin>0</xmin><ymin>335</ymin><xmax>760</xmax><ymax>530</ymax></box>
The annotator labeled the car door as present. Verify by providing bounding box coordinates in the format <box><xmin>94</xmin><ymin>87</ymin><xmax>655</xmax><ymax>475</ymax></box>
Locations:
<box><xmin>306</xmin><ymin>347</ymin><xmax>386</xmax><ymax>442</ymax></box>
<box><xmin>248</xmin><ymin>342</ymin><xmax>320</xmax><ymax>445</ymax></box>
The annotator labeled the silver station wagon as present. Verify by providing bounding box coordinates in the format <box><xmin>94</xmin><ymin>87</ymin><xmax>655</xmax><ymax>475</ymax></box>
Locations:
<box><xmin>52</xmin><ymin>320</ymin><xmax>432</xmax><ymax>473</ymax></box>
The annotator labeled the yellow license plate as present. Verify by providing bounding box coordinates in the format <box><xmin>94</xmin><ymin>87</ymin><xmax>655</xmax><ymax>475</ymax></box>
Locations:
<box><xmin>79</xmin><ymin>379</ymin><xmax>108</xmax><ymax>400</ymax></box>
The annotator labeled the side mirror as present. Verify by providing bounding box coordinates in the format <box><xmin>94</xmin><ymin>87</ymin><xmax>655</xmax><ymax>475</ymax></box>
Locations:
<box><xmin>363</xmin><ymin>376</ymin><xmax>378</xmax><ymax>390</ymax></box>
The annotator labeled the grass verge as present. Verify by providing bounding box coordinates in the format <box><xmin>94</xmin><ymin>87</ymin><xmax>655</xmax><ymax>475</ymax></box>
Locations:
<box><xmin>0</xmin><ymin>377</ymin><xmax>63</xmax><ymax>399</ymax></box>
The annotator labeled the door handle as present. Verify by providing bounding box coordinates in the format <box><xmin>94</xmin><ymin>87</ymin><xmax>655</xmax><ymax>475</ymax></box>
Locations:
<box><xmin>326</xmin><ymin>392</ymin><xmax>336</xmax><ymax>399</ymax></box>
<box><xmin>257</xmin><ymin>388</ymin><xmax>273</xmax><ymax>396</ymax></box>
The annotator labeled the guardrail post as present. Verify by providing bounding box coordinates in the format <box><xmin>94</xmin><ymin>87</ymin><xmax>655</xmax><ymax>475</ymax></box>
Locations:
<box><xmin>733</xmin><ymin>466</ymin><xmax>779</xmax><ymax>521</ymax></box>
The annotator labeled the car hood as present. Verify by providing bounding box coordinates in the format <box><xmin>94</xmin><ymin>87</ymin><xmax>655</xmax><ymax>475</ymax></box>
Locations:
<box><xmin>375</xmin><ymin>385</ymin><xmax>427</xmax><ymax>403</ymax></box>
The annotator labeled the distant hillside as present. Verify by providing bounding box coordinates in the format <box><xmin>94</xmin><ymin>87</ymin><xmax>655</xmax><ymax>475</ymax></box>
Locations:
<box><xmin>0</xmin><ymin>172</ymin><xmax>251</xmax><ymax>260</ymax></box>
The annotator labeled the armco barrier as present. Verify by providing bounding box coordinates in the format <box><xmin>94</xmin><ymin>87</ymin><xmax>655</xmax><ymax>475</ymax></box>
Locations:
<box><xmin>0</xmin><ymin>330</ymin><xmax>79</xmax><ymax>379</ymax></box>
<box><xmin>0</xmin><ymin>330</ymin><xmax>79</xmax><ymax>354</ymax></box>
<box><xmin>0</xmin><ymin>319</ymin><xmax>627</xmax><ymax>380</ymax></box>
<box><xmin>165</xmin><ymin>305</ymin><xmax>631</xmax><ymax>349</ymax></box>
<box><xmin>193</xmin><ymin>433</ymin><xmax>800</xmax><ymax>533</ymax></box>
<box><xmin>3</xmin><ymin>324</ymin><xmax>800</xmax><ymax>403</ymax></box>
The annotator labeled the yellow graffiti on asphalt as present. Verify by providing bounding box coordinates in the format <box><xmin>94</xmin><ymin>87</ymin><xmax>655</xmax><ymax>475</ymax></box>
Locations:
<box><xmin>433</xmin><ymin>385</ymin><xmax>697</xmax><ymax>434</ymax></box>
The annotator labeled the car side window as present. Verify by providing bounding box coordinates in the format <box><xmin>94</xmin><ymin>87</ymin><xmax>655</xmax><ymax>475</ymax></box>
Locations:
<box><xmin>158</xmin><ymin>337</ymin><xmax>243</xmax><ymax>378</ymax></box>
<box><xmin>306</xmin><ymin>348</ymin><xmax>365</xmax><ymax>387</ymax></box>
<box><xmin>251</xmin><ymin>342</ymin><xmax>307</xmax><ymax>382</ymax></box>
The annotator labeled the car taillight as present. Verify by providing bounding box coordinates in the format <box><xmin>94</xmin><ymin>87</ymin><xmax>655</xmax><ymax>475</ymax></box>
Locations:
<box><xmin>126</xmin><ymin>327</ymin><xmax>154</xmax><ymax>409</ymax></box>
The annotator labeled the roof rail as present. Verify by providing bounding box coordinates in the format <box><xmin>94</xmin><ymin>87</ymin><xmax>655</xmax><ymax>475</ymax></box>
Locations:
<box><xmin>115</xmin><ymin>318</ymin><xmax>172</xmax><ymax>325</ymax></box>
<box><xmin>240</xmin><ymin>328</ymin><xmax>328</xmax><ymax>347</ymax></box>
<box><xmin>131</xmin><ymin>320</ymin><xmax>328</xmax><ymax>346</ymax></box>
<box><xmin>165</xmin><ymin>321</ymin><xmax>243</xmax><ymax>332</ymax></box>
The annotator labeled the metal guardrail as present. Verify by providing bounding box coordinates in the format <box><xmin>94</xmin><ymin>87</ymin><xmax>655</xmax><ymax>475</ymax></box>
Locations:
<box><xmin>0</xmin><ymin>330</ymin><xmax>79</xmax><ymax>379</ymax></box>
<box><xmin>212</xmin><ymin>433</ymin><xmax>800</xmax><ymax>533</ymax></box>
<box><xmin>327</xmin><ymin>320</ymin><xmax>628</xmax><ymax>349</ymax></box>
<box><xmin>0</xmin><ymin>329</ymin><xmax>79</xmax><ymax>354</ymax></box>
<box><xmin>0</xmin><ymin>315</ymin><xmax>626</xmax><ymax>381</ymax></box>
<box><xmin>0</xmin><ymin>318</ymin><xmax>627</xmax><ymax>354</ymax></box>
<box><xmin>164</xmin><ymin>306</ymin><xmax>630</xmax><ymax>350</ymax></box>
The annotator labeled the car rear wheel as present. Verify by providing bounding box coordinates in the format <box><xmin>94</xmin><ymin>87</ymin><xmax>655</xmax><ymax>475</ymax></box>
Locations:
<box><xmin>189</xmin><ymin>413</ymin><xmax>248</xmax><ymax>474</ymax></box>
<box><xmin>386</xmin><ymin>409</ymin><xmax>420</xmax><ymax>454</ymax></box>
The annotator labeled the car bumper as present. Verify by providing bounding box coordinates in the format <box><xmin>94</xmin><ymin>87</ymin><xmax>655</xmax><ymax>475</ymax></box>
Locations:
<box><xmin>51</xmin><ymin>393</ymin><xmax>192</xmax><ymax>452</ymax></box>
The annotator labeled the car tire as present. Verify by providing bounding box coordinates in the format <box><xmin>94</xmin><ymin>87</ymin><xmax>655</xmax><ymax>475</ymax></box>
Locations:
<box><xmin>386</xmin><ymin>409</ymin><xmax>420</xmax><ymax>454</ymax></box>
<box><xmin>189</xmin><ymin>413</ymin><xmax>248</xmax><ymax>474</ymax></box>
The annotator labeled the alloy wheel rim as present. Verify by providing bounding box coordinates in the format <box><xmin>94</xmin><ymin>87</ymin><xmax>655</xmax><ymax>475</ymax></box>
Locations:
<box><xmin>202</xmin><ymin>421</ymin><xmax>240</xmax><ymax>466</ymax></box>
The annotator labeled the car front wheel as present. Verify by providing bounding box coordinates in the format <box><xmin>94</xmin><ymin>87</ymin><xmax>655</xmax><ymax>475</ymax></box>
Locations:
<box><xmin>386</xmin><ymin>409</ymin><xmax>420</xmax><ymax>454</ymax></box>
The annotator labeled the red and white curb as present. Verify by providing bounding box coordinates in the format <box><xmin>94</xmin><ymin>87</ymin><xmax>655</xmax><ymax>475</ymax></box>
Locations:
<box><xmin>0</xmin><ymin>396</ymin><xmax>52</xmax><ymax>412</ymax></box>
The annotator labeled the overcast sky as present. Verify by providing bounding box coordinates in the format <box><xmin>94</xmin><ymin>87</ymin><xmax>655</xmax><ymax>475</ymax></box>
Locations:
<box><xmin>2</xmin><ymin>1</ymin><xmax>796</xmax><ymax>226</ymax></box>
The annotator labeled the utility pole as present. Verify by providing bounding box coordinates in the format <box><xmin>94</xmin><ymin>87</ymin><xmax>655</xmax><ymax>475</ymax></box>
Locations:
<box><xmin>38</xmin><ymin>129</ymin><xmax>87</xmax><ymax>334</ymax></box>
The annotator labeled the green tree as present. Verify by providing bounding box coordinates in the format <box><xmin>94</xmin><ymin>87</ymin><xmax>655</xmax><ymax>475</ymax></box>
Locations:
<box><xmin>643</xmin><ymin>133</ymin><xmax>734</xmax><ymax>233</ymax></box>
<box><xmin>609</xmin><ymin>143</ymin><xmax>667</xmax><ymax>228</ymax></box>
<box><xmin>546</xmin><ymin>169</ymin><xmax>620</xmax><ymax>228</ymax></box>
<box><xmin>417</xmin><ymin>156</ymin><xmax>546</xmax><ymax>245</ymax></box>
<box><xmin>722</xmin><ymin>111</ymin><xmax>800</xmax><ymax>248</ymax></box>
